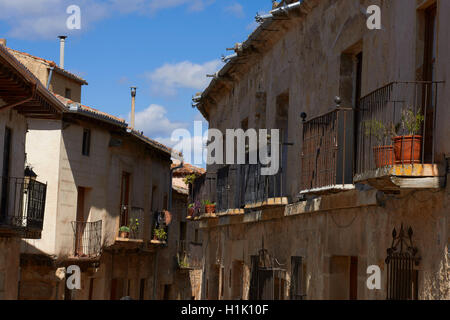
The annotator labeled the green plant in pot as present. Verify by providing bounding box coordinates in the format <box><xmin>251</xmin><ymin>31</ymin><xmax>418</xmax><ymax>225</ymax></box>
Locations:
<box><xmin>393</xmin><ymin>108</ymin><xmax>424</xmax><ymax>164</ymax></box>
<box><xmin>129</xmin><ymin>218</ymin><xmax>140</xmax><ymax>238</ymax></box>
<box><xmin>187</xmin><ymin>203</ymin><xmax>195</xmax><ymax>219</ymax></box>
<box><xmin>153</xmin><ymin>228</ymin><xmax>167</xmax><ymax>242</ymax></box>
<box><xmin>119</xmin><ymin>225</ymin><xmax>130</xmax><ymax>238</ymax></box>
<box><xmin>177</xmin><ymin>253</ymin><xmax>190</xmax><ymax>269</ymax></box>
<box><xmin>202</xmin><ymin>200</ymin><xmax>216</xmax><ymax>215</ymax></box>
<box><xmin>364</xmin><ymin>119</ymin><xmax>397</xmax><ymax>168</ymax></box>
<box><xmin>183</xmin><ymin>174</ymin><xmax>197</xmax><ymax>186</ymax></box>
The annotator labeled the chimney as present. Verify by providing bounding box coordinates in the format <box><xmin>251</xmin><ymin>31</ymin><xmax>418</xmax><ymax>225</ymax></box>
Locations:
<box><xmin>130</xmin><ymin>87</ymin><xmax>137</xmax><ymax>129</ymax></box>
<box><xmin>0</xmin><ymin>39</ymin><xmax>6</xmax><ymax>47</ymax></box>
<box><xmin>58</xmin><ymin>36</ymin><xmax>67</xmax><ymax>68</ymax></box>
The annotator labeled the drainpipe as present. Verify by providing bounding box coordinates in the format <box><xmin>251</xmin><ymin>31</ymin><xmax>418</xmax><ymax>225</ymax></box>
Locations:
<box><xmin>256</xmin><ymin>1</ymin><xmax>303</xmax><ymax>22</ymax></box>
<box><xmin>47</xmin><ymin>67</ymin><xmax>54</xmax><ymax>89</ymax></box>
<box><xmin>152</xmin><ymin>157</ymin><xmax>184</xmax><ymax>300</ymax></box>
<box><xmin>169</xmin><ymin>160</ymin><xmax>184</xmax><ymax>212</ymax></box>
<box><xmin>221</xmin><ymin>53</ymin><xmax>238</xmax><ymax>63</ymax></box>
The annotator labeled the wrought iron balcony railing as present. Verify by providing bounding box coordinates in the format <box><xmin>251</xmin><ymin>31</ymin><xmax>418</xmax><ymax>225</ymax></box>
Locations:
<box><xmin>238</xmin><ymin>163</ymin><xmax>286</xmax><ymax>207</ymax></box>
<box><xmin>119</xmin><ymin>206</ymin><xmax>145</xmax><ymax>240</ymax></box>
<box><xmin>356</xmin><ymin>81</ymin><xmax>444</xmax><ymax>175</ymax></box>
<box><xmin>0</xmin><ymin>176</ymin><xmax>47</xmax><ymax>238</ymax></box>
<box><xmin>71</xmin><ymin>220</ymin><xmax>102</xmax><ymax>258</ymax></box>
<box><xmin>300</xmin><ymin>107</ymin><xmax>353</xmax><ymax>193</ymax></box>
<box><xmin>177</xmin><ymin>240</ymin><xmax>202</xmax><ymax>270</ymax></box>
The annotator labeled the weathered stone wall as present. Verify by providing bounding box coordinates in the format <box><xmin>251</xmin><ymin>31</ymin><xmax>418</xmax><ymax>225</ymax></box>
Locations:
<box><xmin>201</xmin><ymin>186</ymin><xmax>449</xmax><ymax>300</ymax></box>
<box><xmin>198</xmin><ymin>0</ymin><xmax>449</xmax><ymax>300</ymax></box>
<box><xmin>205</xmin><ymin>0</ymin><xmax>450</xmax><ymax>201</ymax></box>
<box><xmin>0</xmin><ymin>238</ymin><xmax>20</xmax><ymax>300</ymax></box>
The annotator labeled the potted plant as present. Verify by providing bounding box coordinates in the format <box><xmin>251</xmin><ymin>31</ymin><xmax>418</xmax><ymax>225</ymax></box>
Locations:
<box><xmin>177</xmin><ymin>253</ymin><xmax>190</xmax><ymax>269</ymax></box>
<box><xmin>153</xmin><ymin>228</ymin><xmax>168</xmax><ymax>242</ymax></box>
<box><xmin>202</xmin><ymin>200</ymin><xmax>216</xmax><ymax>214</ymax></box>
<box><xmin>393</xmin><ymin>108</ymin><xmax>424</xmax><ymax>164</ymax></box>
<box><xmin>364</xmin><ymin>119</ymin><xmax>396</xmax><ymax>168</ymax></box>
<box><xmin>187</xmin><ymin>203</ymin><xmax>195</xmax><ymax>219</ymax></box>
<box><xmin>183</xmin><ymin>174</ymin><xmax>197</xmax><ymax>186</ymax></box>
<box><xmin>129</xmin><ymin>218</ymin><xmax>140</xmax><ymax>238</ymax></box>
<box><xmin>119</xmin><ymin>225</ymin><xmax>130</xmax><ymax>238</ymax></box>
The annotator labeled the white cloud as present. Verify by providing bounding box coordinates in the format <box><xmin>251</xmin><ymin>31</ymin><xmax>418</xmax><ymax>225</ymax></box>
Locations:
<box><xmin>132</xmin><ymin>104</ymin><xmax>189</xmax><ymax>137</ymax></box>
<box><xmin>224</xmin><ymin>2</ymin><xmax>244</xmax><ymax>18</ymax></box>
<box><xmin>146</xmin><ymin>59</ymin><xmax>222</xmax><ymax>97</ymax></box>
<box><xmin>0</xmin><ymin>0</ymin><xmax>214</xmax><ymax>39</ymax></box>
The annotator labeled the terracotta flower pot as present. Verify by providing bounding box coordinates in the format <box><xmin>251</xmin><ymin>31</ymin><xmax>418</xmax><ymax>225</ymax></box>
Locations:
<box><xmin>373</xmin><ymin>146</ymin><xmax>395</xmax><ymax>168</ymax></box>
<box><xmin>119</xmin><ymin>231</ymin><xmax>129</xmax><ymax>238</ymax></box>
<box><xmin>393</xmin><ymin>135</ymin><xmax>422</xmax><ymax>164</ymax></box>
<box><xmin>188</xmin><ymin>208</ymin><xmax>195</xmax><ymax>218</ymax></box>
<box><xmin>205</xmin><ymin>204</ymin><xmax>216</xmax><ymax>214</ymax></box>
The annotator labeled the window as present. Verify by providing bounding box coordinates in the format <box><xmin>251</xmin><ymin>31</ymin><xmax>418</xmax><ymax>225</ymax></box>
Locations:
<box><xmin>65</xmin><ymin>88</ymin><xmax>72</xmax><ymax>99</ymax></box>
<box><xmin>290</xmin><ymin>256</ymin><xmax>305</xmax><ymax>300</ymax></box>
<box><xmin>179</xmin><ymin>222</ymin><xmax>186</xmax><ymax>241</ymax></box>
<box><xmin>88</xmin><ymin>278</ymin><xmax>94</xmax><ymax>300</ymax></box>
<box><xmin>422</xmin><ymin>3</ymin><xmax>437</xmax><ymax>161</ymax></box>
<box><xmin>82</xmin><ymin>129</ymin><xmax>91</xmax><ymax>156</ymax></box>
<box><xmin>386</xmin><ymin>225</ymin><xmax>420</xmax><ymax>300</ymax></box>
<box><xmin>139</xmin><ymin>279</ymin><xmax>146</xmax><ymax>300</ymax></box>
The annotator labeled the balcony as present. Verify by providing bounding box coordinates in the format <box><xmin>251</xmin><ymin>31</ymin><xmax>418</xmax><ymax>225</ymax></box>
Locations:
<box><xmin>354</xmin><ymin>81</ymin><xmax>445</xmax><ymax>191</ymax></box>
<box><xmin>150</xmin><ymin>211</ymin><xmax>169</xmax><ymax>245</ymax></box>
<box><xmin>116</xmin><ymin>206</ymin><xmax>145</xmax><ymax>243</ymax></box>
<box><xmin>177</xmin><ymin>240</ymin><xmax>202</xmax><ymax>270</ymax></box>
<box><xmin>238</xmin><ymin>163</ymin><xmax>288</xmax><ymax>209</ymax></box>
<box><xmin>0</xmin><ymin>176</ymin><xmax>47</xmax><ymax>239</ymax></box>
<box><xmin>71</xmin><ymin>220</ymin><xmax>102</xmax><ymax>259</ymax></box>
<box><xmin>300</xmin><ymin>107</ymin><xmax>354</xmax><ymax>195</ymax></box>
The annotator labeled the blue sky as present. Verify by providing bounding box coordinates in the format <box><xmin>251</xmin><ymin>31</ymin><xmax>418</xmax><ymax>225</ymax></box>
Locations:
<box><xmin>0</xmin><ymin>0</ymin><xmax>273</xmax><ymax>165</ymax></box>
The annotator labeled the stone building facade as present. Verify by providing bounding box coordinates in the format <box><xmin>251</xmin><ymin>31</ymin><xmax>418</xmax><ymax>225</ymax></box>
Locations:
<box><xmin>0</xmin><ymin>41</ymin><xmax>183</xmax><ymax>300</ymax></box>
<box><xmin>0</xmin><ymin>43</ymin><xmax>64</xmax><ymax>299</ymax></box>
<box><xmin>170</xmin><ymin>162</ymin><xmax>205</xmax><ymax>300</ymax></box>
<box><xmin>193</xmin><ymin>0</ymin><xmax>449</xmax><ymax>300</ymax></box>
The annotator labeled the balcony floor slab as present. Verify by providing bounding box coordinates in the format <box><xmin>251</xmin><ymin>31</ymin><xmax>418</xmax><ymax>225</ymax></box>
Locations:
<box><xmin>354</xmin><ymin>164</ymin><xmax>445</xmax><ymax>191</ymax></box>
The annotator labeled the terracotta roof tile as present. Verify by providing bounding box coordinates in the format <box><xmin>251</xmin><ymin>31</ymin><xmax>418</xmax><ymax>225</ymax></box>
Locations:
<box><xmin>172</xmin><ymin>162</ymin><xmax>206</xmax><ymax>176</ymax></box>
<box><xmin>7</xmin><ymin>48</ymin><xmax>88</xmax><ymax>85</ymax></box>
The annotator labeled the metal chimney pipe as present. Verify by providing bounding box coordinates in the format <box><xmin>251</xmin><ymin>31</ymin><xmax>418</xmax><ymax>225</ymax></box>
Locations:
<box><xmin>58</xmin><ymin>36</ymin><xmax>67</xmax><ymax>68</ymax></box>
<box><xmin>130</xmin><ymin>87</ymin><xmax>137</xmax><ymax>129</ymax></box>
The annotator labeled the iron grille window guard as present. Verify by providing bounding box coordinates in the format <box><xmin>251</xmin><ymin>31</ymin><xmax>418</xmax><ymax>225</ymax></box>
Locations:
<box><xmin>356</xmin><ymin>81</ymin><xmax>444</xmax><ymax>174</ymax></box>
<box><xmin>71</xmin><ymin>220</ymin><xmax>102</xmax><ymax>258</ymax></box>
<box><xmin>0</xmin><ymin>176</ymin><xmax>47</xmax><ymax>237</ymax></box>
<box><xmin>385</xmin><ymin>224</ymin><xmax>420</xmax><ymax>300</ymax></box>
<box><xmin>300</xmin><ymin>107</ymin><xmax>353</xmax><ymax>192</ymax></box>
